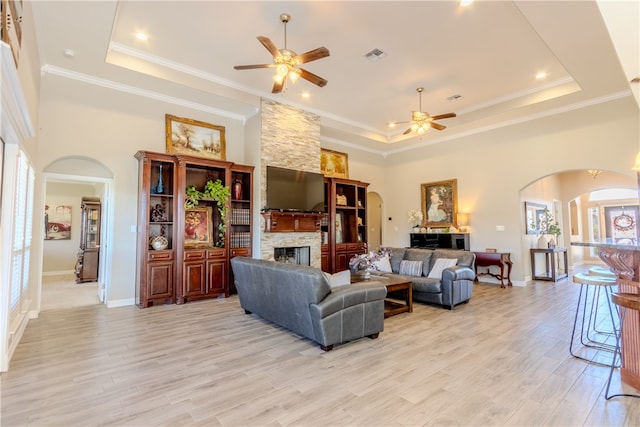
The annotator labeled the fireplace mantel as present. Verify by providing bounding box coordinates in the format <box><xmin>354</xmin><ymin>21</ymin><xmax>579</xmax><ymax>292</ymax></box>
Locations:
<box><xmin>261</xmin><ymin>211</ymin><xmax>325</xmax><ymax>233</ymax></box>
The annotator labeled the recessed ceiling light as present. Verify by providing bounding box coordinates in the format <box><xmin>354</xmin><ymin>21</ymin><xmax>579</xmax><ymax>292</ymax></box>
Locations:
<box><xmin>387</xmin><ymin>122</ymin><xmax>397</xmax><ymax>128</ymax></box>
<box><xmin>536</xmin><ymin>72</ymin><xmax>547</xmax><ymax>79</ymax></box>
<box><xmin>63</xmin><ymin>48</ymin><xmax>74</xmax><ymax>58</ymax></box>
<box><xmin>135</xmin><ymin>32</ymin><xmax>148</xmax><ymax>41</ymax></box>
<box><xmin>460</xmin><ymin>0</ymin><xmax>473</xmax><ymax>6</ymax></box>
<box><xmin>301</xmin><ymin>91</ymin><xmax>310</xmax><ymax>99</ymax></box>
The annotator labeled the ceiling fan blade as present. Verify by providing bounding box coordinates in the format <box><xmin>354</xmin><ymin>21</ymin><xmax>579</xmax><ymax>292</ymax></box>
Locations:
<box><xmin>431</xmin><ymin>122</ymin><xmax>446</xmax><ymax>131</ymax></box>
<box><xmin>234</xmin><ymin>64</ymin><xmax>275</xmax><ymax>70</ymax></box>
<box><xmin>272</xmin><ymin>78</ymin><xmax>285</xmax><ymax>94</ymax></box>
<box><xmin>430</xmin><ymin>112</ymin><xmax>456</xmax><ymax>120</ymax></box>
<box><xmin>296</xmin><ymin>47</ymin><xmax>330</xmax><ymax>64</ymax></box>
<box><xmin>299</xmin><ymin>68</ymin><xmax>328</xmax><ymax>87</ymax></box>
<box><xmin>257</xmin><ymin>36</ymin><xmax>280</xmax><ymax>58</ymax></box>
<box><xmin>402</xmin><ymin>127</ymin><xmax>413</xmax><ymax>135</ymax></box>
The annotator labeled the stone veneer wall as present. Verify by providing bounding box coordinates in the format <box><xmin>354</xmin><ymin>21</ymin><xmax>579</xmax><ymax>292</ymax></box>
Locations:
<box><xmin>260</xmin><ymin>99</ymin><xmax>322</xmax><ymax>267</ymax></box>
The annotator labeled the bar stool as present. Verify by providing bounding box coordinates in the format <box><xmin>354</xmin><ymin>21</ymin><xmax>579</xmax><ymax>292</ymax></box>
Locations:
<box><xmin>605</xmin><ymin>292</ymin><xmax>640</xmax><ymax>400</ymax></box>
<box><xmin>570</xmin><ymin>272</ymin><xmax>619</xmax><ymax>367</ymax></box>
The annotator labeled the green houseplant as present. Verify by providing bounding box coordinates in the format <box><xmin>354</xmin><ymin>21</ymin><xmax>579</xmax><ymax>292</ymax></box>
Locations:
<box><xmin>184</xmin><ymin>179</ymin><xmax>230</xmax><ymax>247</ymax></box>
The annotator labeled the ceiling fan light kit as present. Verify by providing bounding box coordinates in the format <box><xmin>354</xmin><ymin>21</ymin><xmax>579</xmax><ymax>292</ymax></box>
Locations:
<box><xmin>234</xmin><ymin>13</ymin><xmax>330</xmax><ymax>93</ymax></box>
<box><xmin>394</xmin><ymin>87</ymin><xmax>456</xmax><ymax>137</ymax></box>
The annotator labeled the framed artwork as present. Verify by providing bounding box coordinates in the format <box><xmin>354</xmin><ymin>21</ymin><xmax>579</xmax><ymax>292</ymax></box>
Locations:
<box><xmin>45</xmin><ymin>203</ymin><xmax>72</xmax><ymax>240</ymax></box>
<box><xmin>184</xmin><ymin>206</ymin><xmax>213</xmax><ymax>247</ymax></box>
<box><xmin>320</xmin><ymin>148</ymin><xmax>349</xmax><ymax>178</ymax></box>
<box><xmin>524</xmin><ymin>201</ymin><xmax>548</xmax><ymax>235</ymax></box>
<box><xmin>165</xmin><ymin>114</ymin><xmax>226</xmax><ymax>160</ymax></box>
<box><xmin>1</xmin><ymin>0</ymin><xmax>22</xmax><ymax>66</ymax></box>
<box><xmin>421</xmin><ymin>179</ymin><xmax>458</xmax><ymax>228</ymax></box>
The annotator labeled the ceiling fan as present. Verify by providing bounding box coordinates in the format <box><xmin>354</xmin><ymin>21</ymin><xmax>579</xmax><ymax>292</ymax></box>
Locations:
<box><xmin>233</xmin><ymin>13</ymin><xmax>330</xmax><ymax>94</ymax></box>
<box><xmin>390</xmin><ymin>87</ymin><xmax>456</xmax><ymax>135</ymax></box>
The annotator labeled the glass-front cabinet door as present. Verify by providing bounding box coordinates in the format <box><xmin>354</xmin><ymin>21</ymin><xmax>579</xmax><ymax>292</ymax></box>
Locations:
<box><xmin>75</xmin><ymin>197</ymin><xmax>101</xmax><ymax>283</ymax></box>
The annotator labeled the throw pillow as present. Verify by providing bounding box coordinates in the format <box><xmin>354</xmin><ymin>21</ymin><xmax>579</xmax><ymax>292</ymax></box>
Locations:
<box><xmin>323</xmin><ymin>270</ymin><xmax>351</xmax><ymax>289</ymax></box>
<box><xmin>372</xmin><ymin>255</ymin><xmax>392</xmax><ymax>273</ymax></box>
<box><xmin>427</xmin><ymin>258</ymin><xmax>458</xmax><ymax>279</ymax></box>
<box><xmin>399</xmin><ymin>260</ymin><xmax>423</xmax><ymax>277</ymax></box>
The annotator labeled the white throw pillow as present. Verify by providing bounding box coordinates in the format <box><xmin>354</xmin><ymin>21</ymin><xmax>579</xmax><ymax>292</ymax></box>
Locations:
<box><xmin>372</xmin><ymin>255</ymin><xmax>392</xmax><ymax>273</ymax></box>
<box><xmin>399</xmin><ymin>260</ymin><xmax>423</xmax><ymax>277</ymax></box>
<box><xmin>323</xmin><ymin>270</ymin><xmax>351</xmax><ymax>289</ymax></box>
<box><xmin>427</xmin><ymin>258</ymin><xmax>458</xmax><ymax>279</ymax></box>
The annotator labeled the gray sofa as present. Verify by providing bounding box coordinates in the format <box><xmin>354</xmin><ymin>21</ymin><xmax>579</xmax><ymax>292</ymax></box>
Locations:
<box><xmin>230</xmin><ymin>257</ymin><xmax>387</xmax><ymax>351</ymax></box>
<box><xmin>380</xmin><ymin>248</ymin><xmax>476</xmax><ymax>310</ymax></box>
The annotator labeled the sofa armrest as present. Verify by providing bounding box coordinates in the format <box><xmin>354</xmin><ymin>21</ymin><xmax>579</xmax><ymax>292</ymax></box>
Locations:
<box><xmin>309</xmin><ymin>281</ymin><xmax>387</xmax><ymax>319</ymax></box>
<box><xmin>442</xmin><ymin>265</ymin><xmax>475</xmax><ymax>283</ymax></box>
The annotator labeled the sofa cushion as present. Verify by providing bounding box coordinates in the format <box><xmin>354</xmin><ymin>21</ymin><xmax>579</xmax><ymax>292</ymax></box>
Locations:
<box><xmin>372</xmin><ymin>255</ymin><xmax>392</xmax><ymax>272</ymax></box>
<box><xmin>427</xmin><ymin>258</ymin><xmax>457</xmax><ymax>278</ymax></box>
<box><xmin>387</xmin><ymin>247</ymin><xmax>407</xmax><ymax>273</ymax></box>
<box><xmin>410</xmin><ymin>276</ymin><xmax>443</xmax><ymax>293</ymax></box>
<box><xmin>399</xmin><ymin>260</ymin><xmax>423</xmax><ymax>276</ymax></box>
<box><xmin>323</xmin><ymin>270</ymin><xmax>351</xmax><ymax>289</ymax></box>
<box><xmin>405</xmin><ymin>248</ymin><xmax>434</xmax><ymax>276</ymax></box>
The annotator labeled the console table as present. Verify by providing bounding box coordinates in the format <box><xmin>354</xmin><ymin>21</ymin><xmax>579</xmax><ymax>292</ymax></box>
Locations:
<box><xmin>474</xmin><ymin>252</ymin><xmax>512</xmax><ymax>288</ymax></box>
<box><xmin>530</xmin><ymin>247</ymin><xmax>568</xmax><ymax>281</ymax></box>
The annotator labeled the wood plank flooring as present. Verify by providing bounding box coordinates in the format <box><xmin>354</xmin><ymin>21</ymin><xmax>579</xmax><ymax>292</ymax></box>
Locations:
<box><xmin>2</xmin><ymin>276</ymin><xmax>640</xmax><ymax>426</ymax></box>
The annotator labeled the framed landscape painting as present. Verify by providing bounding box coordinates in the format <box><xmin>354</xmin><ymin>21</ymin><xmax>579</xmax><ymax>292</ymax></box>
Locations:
<box><xmin>320</xmin><ymin>148</ymin><xmax>349</xmax><ymax>178</ymax></box>
<box><xmin>184</xmin><ymin>207</ymin><xmax>213</xmax><ymax>247</ymax></box>
<box><xmin>165</xmin><ymin>114</ymin><xmax>226</xmax><ymax>160</ymax></box>
<box><xmin>421</xmin><ymin>179</ymin><xmax>458</xmax><ymax>228</ymax></box>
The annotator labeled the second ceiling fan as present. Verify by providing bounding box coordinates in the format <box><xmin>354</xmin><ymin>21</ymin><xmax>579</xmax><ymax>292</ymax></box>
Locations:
<box><xmin>233</xmin><ymin>13</ymin><xmax>330</xmax><ymax>94</ymax></box>
<box><xmin>392</xmin><ymin>87</ymin><xmax>456</xmax><ymax>135</ymax></box>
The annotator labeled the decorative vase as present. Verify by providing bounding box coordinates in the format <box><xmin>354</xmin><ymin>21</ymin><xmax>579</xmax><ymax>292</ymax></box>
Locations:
<box><xmin>155</xmin><ymin>164</ymin><xmax>164</xmax><ymax>194</ymax></box>
<box><xmin>537</xmin><ymin>235</ymin><xmax>548</xmax><ymax>249</ymax></box>
<box><xmin>232</xmin><ymin>179</ymin><xmax>242</xmax><ymax>200</ymax></box>
<box><xmin>149</xmin><ymin>235</ymin><xmax>168</xmax><ymax>250</ymax></box>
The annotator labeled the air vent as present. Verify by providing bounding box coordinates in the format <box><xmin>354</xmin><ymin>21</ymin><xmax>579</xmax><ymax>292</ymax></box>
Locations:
<box><xmin>447</xmin><ymin>94</ymin><xmax>463</xmax><ymax>101</ymax></box>
<box><xmin>364</xmin><ymin>48</ymin><xmax>387</xmax><ymax>62</ymax></box>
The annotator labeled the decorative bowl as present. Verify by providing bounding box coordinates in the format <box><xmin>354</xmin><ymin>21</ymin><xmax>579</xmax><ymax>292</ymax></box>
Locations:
<box><xmin>150</xmin><ymin>235</ymin><xmax>169</xmax><ymax>250</ymax></box>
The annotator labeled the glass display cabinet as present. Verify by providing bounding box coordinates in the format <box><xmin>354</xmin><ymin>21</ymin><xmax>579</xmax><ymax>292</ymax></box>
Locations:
<box><xmin>75</xmin><ymin>196</ymin><xmax>101</xmax><ymax>283</ymax></box>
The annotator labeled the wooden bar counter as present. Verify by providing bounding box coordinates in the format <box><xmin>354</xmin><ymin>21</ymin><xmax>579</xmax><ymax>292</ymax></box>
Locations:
<box><xmin>571</xmin><ymin>242</ymin><xmax>640</xmax><ymax>390</ymax></box>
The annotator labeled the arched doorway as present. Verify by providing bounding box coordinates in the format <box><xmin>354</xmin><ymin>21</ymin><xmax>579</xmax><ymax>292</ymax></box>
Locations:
<box><xmin>40</xmin><ymin>156</ymin><xmax>114</xmax><ymax>310</ymax></box>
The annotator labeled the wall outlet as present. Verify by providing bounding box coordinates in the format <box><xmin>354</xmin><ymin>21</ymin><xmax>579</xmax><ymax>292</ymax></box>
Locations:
<box><xmin>130</xmin><ymin>225</ymin><xmax>137</xmax><ymax>233</ymax></box>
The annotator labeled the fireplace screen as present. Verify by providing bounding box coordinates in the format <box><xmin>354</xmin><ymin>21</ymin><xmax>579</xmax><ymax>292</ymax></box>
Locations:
<box><xmin>274</xmin><ymin>246</ymin><xmax>311</xmax><ymax>265</ymax></box>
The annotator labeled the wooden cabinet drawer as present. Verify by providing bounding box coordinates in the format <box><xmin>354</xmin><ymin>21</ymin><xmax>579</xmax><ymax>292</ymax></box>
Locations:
<box><xmin>184</xmin><ymin>249</ymin><xmax>206</xmax><ymax>261</ymax></box>
<box><xmin>231</xmin><ymin>248</ymin><xmax>250</xmax><ymax>257</ymax></box>
<box><xmin>148</xmin><ymin>251</ymin><xmax>174</xmax><ymax>261</ymax></box>
<box><xmin>207</xmin><ymin>248</ymin><xmax>226</xmax><ymax>259</ymax></box>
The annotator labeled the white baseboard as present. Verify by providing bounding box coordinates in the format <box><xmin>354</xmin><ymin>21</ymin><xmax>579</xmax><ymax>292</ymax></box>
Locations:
<box><xmin>42</xmin><ymin>270</ymin><xmax>74</xmax><ymax>277</ymax></box>
<box><xmin>107</xmin><ymin>298</ymin><xmax>135</xmax><ymax>308</ymax></box>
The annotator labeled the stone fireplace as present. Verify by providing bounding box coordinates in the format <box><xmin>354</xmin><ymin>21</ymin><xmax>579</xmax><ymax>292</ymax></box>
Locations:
<box><xmin>260</xmin><ymin>99</ymin><xmax>322</xmax><ymax>268</ymax></box>
<box><xmin>274</xmin><ymin>246</ymin><xmax>311</xmax><ymax>265</ymax></box>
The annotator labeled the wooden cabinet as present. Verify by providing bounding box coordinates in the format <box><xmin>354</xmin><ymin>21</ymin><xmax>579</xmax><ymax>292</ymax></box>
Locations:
<box><xmin>410</xmin><ymin>233</ymin><xmax>470</xmax><ymax>251</ymax></box>
<box><xmin>75</xmin><ymin>197</ymin><xmax>101</xmax><ymax>283</ymax></box>
<box><xmin>324</xmin><ymin>177</ymin><xmax>369</xmax><ymax>273</ymax></box>
<box><xmin>135</xmin><ymin>151</ymin><xmax>177</xmax><ymax>307</ymax></box>
<box><xmin>135</xmin><ymin>151</ymin><xmax>253</xmax><ymax>307</ymax></box>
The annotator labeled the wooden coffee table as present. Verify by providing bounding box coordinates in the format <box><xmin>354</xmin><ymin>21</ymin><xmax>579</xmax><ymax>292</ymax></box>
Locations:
<box><xmin>370</xmin><ymin>275</ymin><xmax>413</xmax><ymax>318</ymax></box>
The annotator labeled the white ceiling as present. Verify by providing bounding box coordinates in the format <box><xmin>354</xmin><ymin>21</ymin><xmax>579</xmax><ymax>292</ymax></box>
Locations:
<box><xmin>30</xmin><ymin>1</ymin><xmax>639</xmax><ymax>156</ymax></box>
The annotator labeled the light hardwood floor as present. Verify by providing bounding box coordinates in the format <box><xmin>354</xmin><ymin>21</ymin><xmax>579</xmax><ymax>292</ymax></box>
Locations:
<box><xmin>2</xmin><ymin>275</ymin><xmax>640</xmax><ymax>426</ymax></box>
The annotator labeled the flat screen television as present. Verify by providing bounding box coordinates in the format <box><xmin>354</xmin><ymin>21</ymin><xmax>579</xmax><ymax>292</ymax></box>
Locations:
<box><xmin>265</xmin><ymin>166</ymin><xmax>326</xmax><ymax>213</ymax></box>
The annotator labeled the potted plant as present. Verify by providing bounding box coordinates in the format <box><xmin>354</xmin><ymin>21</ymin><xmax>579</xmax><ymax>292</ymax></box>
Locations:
<box><xmin>537</xmin><ymin>207</ymin><xmax>561</xmax><ymax>248</ymax></box>
<box><xmin>184</xmin><ymin>179</ymin><xmax>230</xmax><ymax>247</ymax></box>
<box><xmin>408</xmin><ymin>209</ymin><xmax>423</xmax><ymax>232</ymax></box>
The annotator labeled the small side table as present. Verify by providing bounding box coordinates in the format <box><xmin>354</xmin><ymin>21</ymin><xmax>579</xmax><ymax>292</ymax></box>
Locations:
<box><xmin>530</xmin><ymin>247</ymin><xmax>568</xmax><ymax>281</ymax></box>
<box><xmin>474</xmin><ymin>252</ymin><xmax>512</xmax><ymax>288</ymax></box>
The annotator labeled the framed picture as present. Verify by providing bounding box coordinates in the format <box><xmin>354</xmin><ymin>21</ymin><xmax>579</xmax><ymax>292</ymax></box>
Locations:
<box><xmin>421</xmin><ymin>179</ymin><xmax>458</xmax><ymax>228</ymax></box>
<box><xmin>45</xmin><ymin>203</ymin><xmax>72</xmax><ymax>240</ymax></box>
<box><xmin>184</xmin><ymin>206</ymin><xmax>213</xmax><ymax>247</ymax></box>
<box><xmin>320</xmin><ymin>148</ymin><xmax>349</xmax><ymax>178</ymax></box>
<box><xmin>524</xmin><ymin>201</ymin><xmax>548</xmax><ymax>235</ymax></box>
<box><xmin>165</xmin><ymin>114</ymin><xmax>226</xmax><ymax>160</ymax></box>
